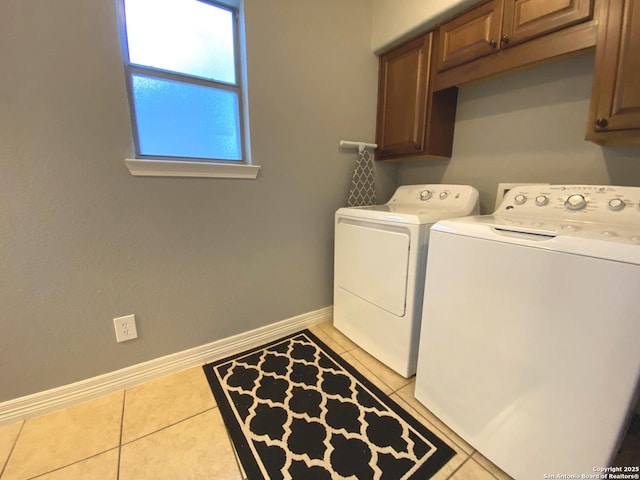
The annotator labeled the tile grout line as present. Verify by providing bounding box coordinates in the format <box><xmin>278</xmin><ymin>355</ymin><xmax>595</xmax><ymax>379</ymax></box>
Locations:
<box><xmin>119</xmin><ymin>406</ymin><xmax>218</xmax><ymax>447</ymax></box>
<box><xmin>324</xmin><ymin>324</ymin><xmax>482</xmax><ymax>468</ymax></box>
<box><xmin>333</xmin><ymin>336</ymin><xmax>471</xmax><ymax>473</ymax></box>
<box><xmin>477</xmin><ymin>458</ymin><xmax>501</xmax><ymax>480</ymax></box>
<box><xmin>0</xmin><ymin>420</ymin><xmax>25</xmax><ymax>479</ymax></box>
<box><xmin>320</xmin><ymin>326</ymin><xmax>412</xmax><ymax>393</ymax></box>
<box><xmin>389</xmin><ymin>378</ymin><xmax>414</xmax><ymax>395</ymax></box>
<box><xmin>445</xmin><ymin>455</ymin><xmax>471</xmax><ymax>480</ymax></box>
<box><xmin>390</xmin><ymin>391</ymin><xmax>476</xmax><ymax>462</ymax></box>
<box><xmin>314</xmin><ymin>324</ymin><xmax>500</xmax><ymax>479</ymax></box>
<box><xmin>445</xmin><ymin>455</ymin><xmax>500</xmax><ymax>480</ymax></box>
<box><xmin>25</xmin><ymin>448</ymin><xmax>120</xmax><ymax>480</ymax></box>
<box><xmin>315</xmin><ymin>322</ymin><xmax>360</xmax><ymax>354</ymax></box>
<box><xmin>117</xmin><ymin>389</ymin><xmax>126</xmax><ymax>480</ymax></box>
<box><xmin>15</xmin><ymin>386</ymin><xmax>222</xmax><ymax>479</ymax></box>
<box><xmin>318</xmin><ymin>324</ymin><xmax>504</xmax><ymax>480</ymax></box>
<box><xmin>412</xmin><ymin>401</ymin><xmax>478</xmax><ymax>457</ymax></box>
<box><xmin>325</xmin><ymin>326</ymin><xmax>473</xmax><ymax>445</ymax></box>
<box><xmin>344</xmin><ymin>351</ymin><xmax>412</xmax><ymax>396</ymax></box>
<box><xmin>24</xmin><ymin>390</ymin><xmax>127</xmax><ymax>480</ymax></box>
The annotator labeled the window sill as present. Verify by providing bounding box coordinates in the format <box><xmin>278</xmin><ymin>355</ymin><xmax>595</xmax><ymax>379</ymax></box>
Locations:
<box><xmin>124</xmin><ymin>158</ymin><xmax>260</xmax><ymax>179</ymax></box>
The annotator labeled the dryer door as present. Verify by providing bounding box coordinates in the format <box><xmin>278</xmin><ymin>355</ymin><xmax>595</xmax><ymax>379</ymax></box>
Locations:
<box><xmin>335</xmin><ymin>218</ymin><xmax>410</xmax><ymax>316</ymax></box>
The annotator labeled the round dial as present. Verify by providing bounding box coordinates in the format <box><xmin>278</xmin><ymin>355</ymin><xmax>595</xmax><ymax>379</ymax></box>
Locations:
<box><xmin>439</xmin><ymin>192</ymin><xmax>449</xmax><ymax>200</ymax></box>
<box><xmin>514</xmin><ymin>194</ymin><xmax>527</xmax><ymax>205</ymax></box>
<box><xmin>565</xmin><ymin>194</ymin><xmax>587</xmax><ymax>211</ymax></box>
<box><xmin>535</xmin><ymin>195</ymin><xmax>549</xmax><ymax>206</ymax></box>
<box><xmin>419</xmin><ymin>190</ymin><xmax>432</xmax><ymax>201</ymax></box>
<box><xmin>608</xmin><ymin>198</ymin><xmax>625</xmax><ymax>211</ymax></box>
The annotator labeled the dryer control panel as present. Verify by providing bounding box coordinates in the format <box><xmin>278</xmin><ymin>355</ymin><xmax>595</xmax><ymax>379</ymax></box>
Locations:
<box><xmin>387</xmin><ymin>184</ymin><xmax>480</xmax><ymax>215</ymax></box>
<box><xmin>492</xmin><ymin>185</ymin><xmax>640</xmax><ymax>244</ymax></box>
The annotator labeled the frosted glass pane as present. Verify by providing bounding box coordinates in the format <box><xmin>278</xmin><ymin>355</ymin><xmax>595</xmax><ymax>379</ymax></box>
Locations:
<box><xmin>125</xmin><ymin>0</ymin><xmax>236</xmax><ymax>83</ymax></box>
<box><xmin>132</xmin><ymin>74</ymin><xmax>241</xmax><ymax>161</ymax></box>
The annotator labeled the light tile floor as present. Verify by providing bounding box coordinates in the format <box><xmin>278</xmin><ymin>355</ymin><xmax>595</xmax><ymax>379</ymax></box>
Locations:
<box><xmin>0</xmin><ymin>321</ymin><xmax>524</xmax><ymax>479</ymax></box>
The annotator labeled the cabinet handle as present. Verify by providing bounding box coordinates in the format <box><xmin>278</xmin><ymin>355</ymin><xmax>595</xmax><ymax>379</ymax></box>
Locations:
<box><xmin>489</xmin><ymin>39</ymin><xmax>497</xmax><ymax>48</ymax></box>
<box><xmin>501</xmin><ymin>34</ymin><xmax>509</xmax><ymax>45</ymax></box>
<box><xmin>595</xmin><ymin>118</ymin><xmax>609</xmax><ymax>128</ymax></box>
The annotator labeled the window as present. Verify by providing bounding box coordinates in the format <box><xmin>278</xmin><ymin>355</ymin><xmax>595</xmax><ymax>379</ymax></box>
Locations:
<box><xmin>118</xmin><ymin>0</ymin><xmax>258</xmax><ymax>178</ymax></box>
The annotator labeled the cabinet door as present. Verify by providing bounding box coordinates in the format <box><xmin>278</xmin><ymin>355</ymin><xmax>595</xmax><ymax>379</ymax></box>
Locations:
<box><xmin>376</xmin><ymin>34</ymin><xmax>431</xmax><ymax>157</ymax></box>
<box><xmin>587</xmin><ymin>0</ymin><xmax>640</xmax><ymax>143</ymax></box>
<box><xmin>435</xmin><ymin>0</ymin><xmax>503</xmax><ymax>72</ymax></box>
<box><xmin>502</xmin><ymin>0</ymin><xmax>593</xmax><ymax>47</ymax></box>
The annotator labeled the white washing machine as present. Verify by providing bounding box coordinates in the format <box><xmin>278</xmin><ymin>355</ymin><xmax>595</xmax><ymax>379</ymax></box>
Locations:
<box><xmin>415</xmin><ymin>185</ymin><xmax>640</xmax><ymax>478</ymax></box>
<box><xmin>333</xmin><ymin>184</ymin><xmax>479</xmax><ymax>378</ymax></box>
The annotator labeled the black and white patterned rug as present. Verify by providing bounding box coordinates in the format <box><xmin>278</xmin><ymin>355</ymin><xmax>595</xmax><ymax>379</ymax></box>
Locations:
<box><xmin>203</xmin><ymin>330</ymin><xmax>455</xmax><ymax>479</ymax></box>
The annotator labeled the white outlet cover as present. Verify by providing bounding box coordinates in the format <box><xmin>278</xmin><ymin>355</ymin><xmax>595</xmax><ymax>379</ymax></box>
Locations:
<box><xmin>114</xmin><ymin>314</ymin><xmax>138</xmax><ymax>343</ymax></box>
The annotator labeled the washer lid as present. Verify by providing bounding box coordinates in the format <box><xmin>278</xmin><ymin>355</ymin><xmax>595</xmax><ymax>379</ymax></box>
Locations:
<box><xmin>432</xmin><ymin>217</ymin><xmax>640</xmax><ymax>265</ymax></box>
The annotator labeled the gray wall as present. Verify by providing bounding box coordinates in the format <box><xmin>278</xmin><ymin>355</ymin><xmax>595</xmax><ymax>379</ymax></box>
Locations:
<box><xmin>398</xmin><ymin>53</ymin><xmax>640</xmax><ymax>212</ymax></box>
<box><xmin>0</xmin><ymin>0</ymin><xmax>392</xmax><ymax>402</ymax></box>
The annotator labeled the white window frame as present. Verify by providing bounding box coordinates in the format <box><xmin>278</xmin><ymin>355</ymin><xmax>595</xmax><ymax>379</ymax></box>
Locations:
<box><xmin>117</xmin><ymin>0</ymin><xmax>258</xmax><ymax>179</ymax></box>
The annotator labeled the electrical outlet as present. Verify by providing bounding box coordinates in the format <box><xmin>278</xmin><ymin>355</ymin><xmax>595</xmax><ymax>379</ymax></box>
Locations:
<box><xmin>113</xmin><ymin>314</ymin><xmax>138</xmax><ymax>343</ymax></box>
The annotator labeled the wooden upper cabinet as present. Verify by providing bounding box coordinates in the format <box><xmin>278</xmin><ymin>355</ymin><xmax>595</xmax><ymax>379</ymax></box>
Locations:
<box><xmin>436</xmin><ymin>1</ymin><xmax>503</xmax><ymax>72</ymax></box>
<box><xmin>586</xmin><ymin>0</ymin><xmax>640</xmax><ymax>144</ymax></box>
<box><xmin>376</xmin><ymin>34</ymin><xmax>431</xmax><ymax>157</ymax></box>
<box><xmin>436</xmin><ymin>0</ymin><xmax>593</xmax><ymax>72</ymax></box>
<box><xmin>376</xmin><ymin>33</ymin><xmax>458</xmax><ymax>160</ymax></box>
<box><xmin>503</xmin><ymin>0</ymin><xmax>594</xmax><ymax>46</ymax></box>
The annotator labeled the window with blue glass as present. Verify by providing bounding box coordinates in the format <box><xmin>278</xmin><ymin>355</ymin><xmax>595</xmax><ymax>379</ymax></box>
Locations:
<box><xmin>121</xmin><ymin>0</ymin><xmax>244</xmax><ymax>162</ymax></box>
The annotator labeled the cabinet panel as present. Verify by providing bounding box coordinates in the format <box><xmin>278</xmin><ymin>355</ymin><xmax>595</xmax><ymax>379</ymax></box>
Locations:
<box><xmin>587</xmin><ymin>0</ymin><xmax>640</xmax><ymax>144</ymax></box>
<box><xmin>610</xmin><ymin>1</ymin><xmax>640</xmax><ymax>122</ymax></box>
<box><xmin>436</xmin><ymin>1</ymin><xmax>503</xmax><ymax>72</ymax></box>
<box><xmin>376</xmin><ymin>33</ymin><xmax>458</xmax><ymax>160</ymax></box>
<box><xmin>435</xmin><ymin>0</ymin><xmax>593</xmax><ymax>74</ymax></box>
<box><xmin>376</xmin><ymin>35</ymin><xmax>431</xmax><ymax>157</ymax></box>
<box><xmin>502</xmin><ymin>0</ymin><xmax>593</xmax><ymax>46</ymax></box>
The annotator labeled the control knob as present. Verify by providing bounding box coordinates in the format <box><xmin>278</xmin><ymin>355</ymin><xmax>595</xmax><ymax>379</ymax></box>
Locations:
<box><xmin>535</xmin><ymin>195</ymin><xmax>549</xmax><ymax>206</ymax></box>
<box><xmin>608</xmin><ymin>198</ymin><xmax>625</xmax><ymax>211</ymax></box>
<box><xmin>420</xmin><ymin>190</ymin><xmax>432</xmax><ymax>201</ymax></box>
<box><xmin>565</xmin><ymin>194</ymin><xmax>587</xmax><ymax>211</ymax></box>
<box><xmin>514</xmin><ymin>194</ymin><xmax>527</xmax><ymax>205</ymax></box>
<box><xmin>439</xmin><ymin>191</ymin><xmax>449</xmax><ymax>200</ymax></box>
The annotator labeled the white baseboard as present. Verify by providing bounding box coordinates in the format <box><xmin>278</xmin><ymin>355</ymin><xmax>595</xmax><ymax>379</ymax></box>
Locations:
<box><xmin>0</xmin><ymin>306</ymin><xmax>332</xmax><ymax>426</ymax></box>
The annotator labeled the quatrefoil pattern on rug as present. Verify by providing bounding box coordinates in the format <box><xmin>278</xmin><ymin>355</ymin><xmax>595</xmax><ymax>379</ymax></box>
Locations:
<box><xmin>204</xmin><ymin>331</ymin><xmax>455</xmax><ymax>479</ymax></box>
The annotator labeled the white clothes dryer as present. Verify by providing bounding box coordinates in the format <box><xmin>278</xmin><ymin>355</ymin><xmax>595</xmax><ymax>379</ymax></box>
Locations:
<box><xmin>333</xmin><ymin>184</ymin><xmax>479</xmax><ymax>378</ymax></box>
<box><xmin>415</xmin><ymin>185</ymin><xmax>640</xmax><ymax>478</ymax></box>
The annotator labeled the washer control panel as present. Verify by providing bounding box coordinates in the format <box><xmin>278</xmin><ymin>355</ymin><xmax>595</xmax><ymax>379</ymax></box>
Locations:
<box><xmin>493</xmin><ymin>185</ymin><xmax>640</xmax><ymax>244</ymax></box>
